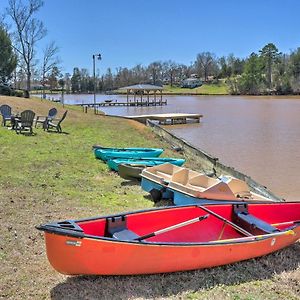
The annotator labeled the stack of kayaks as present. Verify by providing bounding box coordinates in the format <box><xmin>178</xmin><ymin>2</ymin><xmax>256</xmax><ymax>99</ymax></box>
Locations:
<box><xmin>37</xmin><ymin>202</ymin><xmax>300</xmax><ymax>275</ymax></box>
<box><xmin>93</xmin><ymin>145</ymin><xmax>185</xmax><ymax>179</ymax></box>
<box><xmin>141</xmin><ymin>163</ymin><xmax>274</xmax><ymax>204</ymax></box>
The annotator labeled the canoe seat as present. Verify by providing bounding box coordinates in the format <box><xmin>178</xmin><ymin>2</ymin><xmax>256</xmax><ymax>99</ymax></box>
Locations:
<box><xmin>112</xmin><ymin>229</ymin><xmax>139</xmax><ymax>241</ymax></box>
<box><xmin>233</xmin><ymin>204</ymin><xmax>279</xmax><ymax>235</ymax></box>
<box><xmin>105</xmin><ymin>216</ymin><xmax>140</xmax><ymax>241</ymax></box>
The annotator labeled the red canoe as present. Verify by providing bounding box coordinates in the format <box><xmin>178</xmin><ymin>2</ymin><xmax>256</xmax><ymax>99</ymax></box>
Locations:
<box><xmin>37</xmin><ymin>202</ymin><xmax>300</xmax><ymax>275</ymax></box>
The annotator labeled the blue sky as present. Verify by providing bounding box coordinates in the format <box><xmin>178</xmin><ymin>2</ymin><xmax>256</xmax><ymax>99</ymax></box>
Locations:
<box><xmin>1</xmin><ymin>0</ymin><xmax>300</xmax><ymax>75</ymax></box>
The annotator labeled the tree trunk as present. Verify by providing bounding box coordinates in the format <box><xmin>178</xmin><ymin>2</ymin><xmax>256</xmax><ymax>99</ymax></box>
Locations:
<box><xmin>26</xmin><ymin>65</ymin><xmax>31</xmax><ymax>98</ymax></box>
<box><xmin>268</xmin><ymin>56</ymin><xmax>272</xmax><ymax>89</ymax></box>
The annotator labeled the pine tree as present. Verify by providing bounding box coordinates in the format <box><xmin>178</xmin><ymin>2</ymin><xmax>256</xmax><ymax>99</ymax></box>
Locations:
<box><xmin>259</xmin><ymin>43</ymin><xmax>280</xmax><ymax>89</ymax></box>
<box><xmin>0</xmin><ymin>26</ymin><xmax>17</xmax><ymax>85</ymax></box>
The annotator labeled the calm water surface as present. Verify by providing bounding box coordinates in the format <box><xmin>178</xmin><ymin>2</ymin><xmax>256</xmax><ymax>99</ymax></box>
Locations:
<box><xmin>51</xmin><ymin>94</ymin><xmax>300</xmax><ymax>200</ymax></box>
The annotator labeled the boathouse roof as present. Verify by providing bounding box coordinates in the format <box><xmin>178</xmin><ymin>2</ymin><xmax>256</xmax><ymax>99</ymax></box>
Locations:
<box><xmin>118</xmin><ymin>84</ymin><xmax>163</xmax><ymax>91</ymax></box>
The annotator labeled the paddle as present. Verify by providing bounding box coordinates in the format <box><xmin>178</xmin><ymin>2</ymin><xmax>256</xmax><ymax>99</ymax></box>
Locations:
<box><xmin>271</xmin><ymin>220</ymin><xmax>300</xmax><ymax>227</ymax></box>
<box><xmin>211</xmin><ymin>229</ymin><xmax>295</xmax><ymax>244</ymax></box>
<box><xmin>136</xmin><ymin>214</ymin><xmax>209</xmax><ymax>241</ymax></box>
<box><xmin>196</xmin><ymin>205</ymin><xmax>253</xmax><ymax>237</ymax></box>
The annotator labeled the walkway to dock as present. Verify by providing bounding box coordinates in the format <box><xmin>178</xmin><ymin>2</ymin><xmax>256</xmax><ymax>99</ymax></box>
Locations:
<box><xmin>75</xmin><ymin>100</ymin><xmax>167</xmax><ymax>107</ymax></box>
<box><xmin>126</xmin><ymin>113</ymin><xmax>203</xmax><ymax>125</ymax></box>
<box><xmin>75</xmin><ymin>100</ymin><xmax>167</xmax><ymax>113</ymax></box>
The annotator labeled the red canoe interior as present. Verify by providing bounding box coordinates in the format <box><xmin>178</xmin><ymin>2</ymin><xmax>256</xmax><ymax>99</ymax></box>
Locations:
<box><xmin>77</xmin><ymin>203</ymin><xmax>300</xmax><ymax>243</ymax></box>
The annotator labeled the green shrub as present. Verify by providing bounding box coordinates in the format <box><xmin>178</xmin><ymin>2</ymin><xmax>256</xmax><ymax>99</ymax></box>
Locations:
<box><xmin>14</xmin><ymin>90</ymin><xmax>24</xmax><ymax>97</ymax></box>
<box><xmin>0</xmin><ymin>85</ymin><xmax>12</xmax><ymax>95</ymax></box>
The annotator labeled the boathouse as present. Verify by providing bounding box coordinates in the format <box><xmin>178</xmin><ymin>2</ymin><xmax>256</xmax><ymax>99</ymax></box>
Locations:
<box><xmin>118</xmin><ymin>84</ymin><xmax>165</xmax><ymax>106</ymax></box>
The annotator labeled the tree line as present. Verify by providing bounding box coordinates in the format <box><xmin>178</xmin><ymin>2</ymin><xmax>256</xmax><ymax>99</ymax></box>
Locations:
<box><xmin>1</xmin><ymin>0</ymin><xmax>300</xmax><ymax>96</ymax></box>
<box><xmin>69</xmin><ymin>45</ymin><xmax>300</xmax><ymax>95</ymax></box>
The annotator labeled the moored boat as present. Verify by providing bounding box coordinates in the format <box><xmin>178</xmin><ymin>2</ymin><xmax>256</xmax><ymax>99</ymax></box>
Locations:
<box><xmin>37</xmin><ymin>202</ymin><xmax>300</xmax><ymax>275</ymax></box>
<box><xmin>119</xmin><ymin>164</ymin><xmax>146</xmax><ymax>180</ymax></box>
<box><xmin>94</xmin><ymin>147</ymin><xmax>164</xmax><ymax>161</ymax></box>
<box><xmin>141</xmin><ymin>163</ymin><xmax>274</xmax><ymax>203</ymax></box>
<box><xmin>107</xmin><ymin>157</ymin><xmax>186</xmax><ymax>172</ymax></box>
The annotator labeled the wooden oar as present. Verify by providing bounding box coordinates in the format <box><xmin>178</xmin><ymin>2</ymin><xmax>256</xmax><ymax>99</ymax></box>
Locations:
<box><xmin>197</xmin><ymin>205</ymin><xmax>253</xmax><ymax>237</ymax></box>
<box><xmin>212</xmin><ymin>229</ymin><xmax>295</xmax><ymax>244</ymax></box>
<box><xmin>136</xmin><ymin>214</ymin><xmax>209</xmax><ymax>241</ymax></box>
<box><xmin>271</xmin><ymin>220</ymin><xmax>300</xmax><ymax>227</ymax></box>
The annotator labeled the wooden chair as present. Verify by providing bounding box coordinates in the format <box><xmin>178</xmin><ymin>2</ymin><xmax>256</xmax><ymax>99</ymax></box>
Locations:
<box><xmin>15</xmin><ymin>110</ymin><xmax>35</xmax><ymax>135</ymax></box>
<box><xmin>45</xmin><ymin>110</ymin><xmax>68</xmax><ymax>133</ymax></box>
<box><xmin>0</xmin><ymin>104</ymin><xmax>12</xmax><ymax>126</ymax></box>
<box><xmin>35</xmin><ymin>107</ymin><xmax>58</xmax><ymax>128</ymax></box>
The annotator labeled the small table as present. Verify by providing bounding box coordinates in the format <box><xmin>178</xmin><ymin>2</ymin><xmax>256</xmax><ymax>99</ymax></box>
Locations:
<box><xmin>10</xmin><ymin>114</ymin><xmax>20</xmax><ymax>130</ymax></box>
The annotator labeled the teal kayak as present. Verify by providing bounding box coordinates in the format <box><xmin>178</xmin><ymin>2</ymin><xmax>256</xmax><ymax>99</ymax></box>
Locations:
<box><xmin>107</xmin><ymin>157</ymin><xmax>186</xmax><ymax>172</ymax></box>
<box><xmin>94</xmin><ymin>147</ymin><xmax>164</xmax><ymax>161</ymax></box>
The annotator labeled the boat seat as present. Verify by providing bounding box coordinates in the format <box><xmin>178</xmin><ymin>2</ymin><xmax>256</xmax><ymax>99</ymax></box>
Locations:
<box><xmin>112</xmin><ymin>229</ymin><xmax>140</xmax><ymax>241</ymax></box>
<box><xmin>156</xmin><ymin>171</ymin><xmax>172</xmax><ymax>180</ymax></box>
<box><xmin>105</xmin><ymin>215</ymin><xmax>140</xmax><ymax>241</ymax></box>
<box><xmin>233</xmin><ymin>204</ymin><xmax>279</xmax><ymax>235</ymax></box>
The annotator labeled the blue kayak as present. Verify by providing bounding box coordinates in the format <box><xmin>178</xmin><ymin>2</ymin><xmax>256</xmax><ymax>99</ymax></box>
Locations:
<box><xmin>107</xmin><ymin>157</ymin><xmax>186</xmax><ymax>172</ymax></box>
<box><xmin>94</xmin><ymin>147</ymin><xmax>164</xmax><ymax>161</ymax></box>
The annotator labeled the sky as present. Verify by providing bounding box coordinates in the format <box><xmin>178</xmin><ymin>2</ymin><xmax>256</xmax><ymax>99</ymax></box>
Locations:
<box><xmin>1</xmin><ymin>0</ymin><xmax>300</xmax><ymax>75</ymax></box>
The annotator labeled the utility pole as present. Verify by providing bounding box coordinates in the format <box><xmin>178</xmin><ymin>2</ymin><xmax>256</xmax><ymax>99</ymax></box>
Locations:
<box><xmin>93</xmin><ymin>53</ymin><xmax>102</xmax><ymax>114</ymax></box>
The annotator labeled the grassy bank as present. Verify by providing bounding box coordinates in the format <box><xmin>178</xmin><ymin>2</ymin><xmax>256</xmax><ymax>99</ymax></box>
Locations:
<box><xmin>0</xmin><ymin>96</ymin><xmax>299</xmax><ymax>299</ymax></box>
<box><xmin>113</xmin><ymin>82</ymin><xmax>229</xmax><ymax>95</ymax></box>
<box><xmin>163</xmin><ymin>82</ymin><xmax>228</xmax><ymax>95</ymax></box>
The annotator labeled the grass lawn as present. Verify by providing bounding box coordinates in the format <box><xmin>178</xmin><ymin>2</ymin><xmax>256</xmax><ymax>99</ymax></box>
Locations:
<box><xmin>0</xmin><ymin>95</ymin><xmax>299</xmax><ymax>299</ymax></box>
<box><xmin>114</xmin><ymin>82</ymin><xmax>229</xmax><ymax>95</ymax></box>
<box><xmin>163</xmin><ymin>82</ymin><xmax>229</xmax><ymax>95</ymax></box>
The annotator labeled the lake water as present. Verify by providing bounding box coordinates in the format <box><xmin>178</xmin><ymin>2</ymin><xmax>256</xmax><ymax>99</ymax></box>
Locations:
<box><xmin>49</xmin><ymin>93</ymin><xmax>300</xmax><ymax>200</ymax></box>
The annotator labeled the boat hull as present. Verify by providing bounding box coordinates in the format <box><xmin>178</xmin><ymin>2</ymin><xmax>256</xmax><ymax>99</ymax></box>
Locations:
<box><xmin>38</xmin><ymin>203</ymin><xmax>300</xmax><ymax>276</ymax></box>
<box><xmin>43</xmin><ymin>225</ymin><xmax>299</xmax><ymax>276</ymax></box>
<box><xmin>141</xmin><ymin>167</ymin><xmax>273</xmax><ymax>204</ymax></box>
<box><xmin>108</xmin><ymin>158</ymin><xmax>185</xmax><ymax>172</ymax></box>
<box><xmin>141</xmin><ymin>177</ymin><xmax>173</xmax><ymax>199</ymax></box>
<box><xmin>94</xmin><ymin>148</ymin><xmax>164</xmax><ymax>161</ymax></box>
<box><xmin>118</xmin><ymin>164</ymin><xmax>144</xmax><ymax>180</ymax></box>
<box><xmin>172</xmin><ymin>189</ymin><xmax>248</xmax><ymax>205</ymax></box>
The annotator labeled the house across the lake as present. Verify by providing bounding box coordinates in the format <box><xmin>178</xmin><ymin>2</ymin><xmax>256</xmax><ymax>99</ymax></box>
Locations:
<box><xmin>181</xmin><ymin>78</ymin><xmax>202</xmax><ymax>89</ymax></box>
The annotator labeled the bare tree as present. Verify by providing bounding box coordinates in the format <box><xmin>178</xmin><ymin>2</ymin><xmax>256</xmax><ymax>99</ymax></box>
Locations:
<box><xmin>163</xmin><ymin>60</ymin><xmax>179</xmax><ymax>87</ymax></box>
<box><xmin>147</xmin><ymin>61</ymin><xmax>163</xmax><ymax>85</ymax></box>
<box><xmin>0</xmin><ymin>14</ymin><xmax>7</xmax><ymax>29</ymax></box>
<box><xmin>7</xmin><ymin>0</ymin><xmax>46</xmax><ymax>97</ymax></box>
<box><xmin>41</xmin><ymin>41</ymin><xmax>60</xmax><ymax>98</ymax></box>
<box><xmin>195</xmin><ymin>52</ymin><xmax>217</xmax><ymax>82</ymax></box>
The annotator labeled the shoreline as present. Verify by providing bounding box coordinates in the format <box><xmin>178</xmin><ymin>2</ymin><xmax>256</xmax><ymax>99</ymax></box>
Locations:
<box><xmin>31</xmin><ymin>91</ymin><xmax>300</xmax><ymax>98</ymax></box>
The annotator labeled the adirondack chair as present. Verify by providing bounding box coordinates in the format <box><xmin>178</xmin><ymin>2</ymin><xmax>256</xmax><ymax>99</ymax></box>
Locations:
<box><xmin>15</xmin><ymin>110</ymin><xmax>36</xmax><ymax>134</ymax></box>
<box><xmin>0</xmin><ymin>104</ymin><xmax>12</xmax><ymax>126</ymax></box>
<box><xmin>35</xmin><ymin>107</ymin><xmax>57</xmax><ymax>128</ymax></box>
<box><xmin>44</xmin><ymin>110</ymin><xmax>68</xmax><ymax>133</ymax></box>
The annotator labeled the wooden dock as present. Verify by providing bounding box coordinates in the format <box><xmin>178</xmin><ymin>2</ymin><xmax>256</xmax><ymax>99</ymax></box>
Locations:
<box><xmin>75</xmin><ymin>100</ymin><xmax>167</xmax><ymax>108</ymax></box>
<box><xmin>126</xmin><ymin>113</ymin><xmax>203</xmax><ymax>125</ymax></box>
